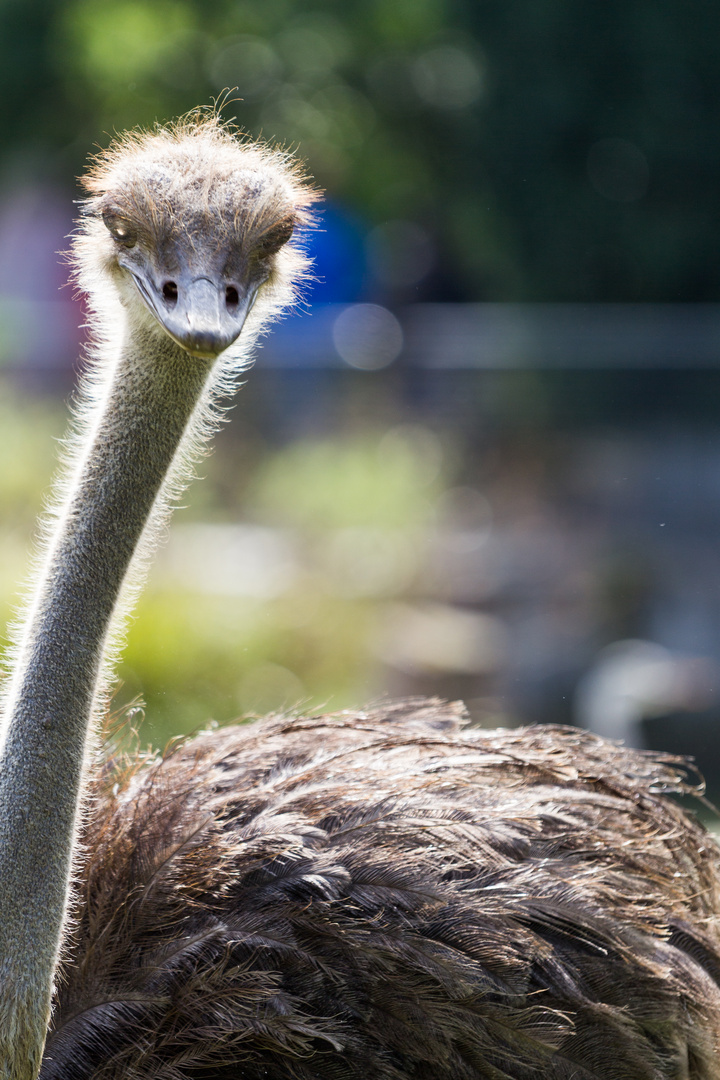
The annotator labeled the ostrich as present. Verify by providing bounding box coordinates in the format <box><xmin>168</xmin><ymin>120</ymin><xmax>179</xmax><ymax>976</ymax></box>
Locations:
<box><xmin>1</xmin><ymin>113</ymin><xmax>720</xmax><ymax>1080</ymax></box>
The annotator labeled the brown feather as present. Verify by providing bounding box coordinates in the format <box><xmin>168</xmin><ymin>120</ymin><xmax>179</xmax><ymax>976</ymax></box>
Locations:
<box><xmin>40</xmin><ymin>700</ymin><xmax>720</xmax><ymax>1079</ymax></box>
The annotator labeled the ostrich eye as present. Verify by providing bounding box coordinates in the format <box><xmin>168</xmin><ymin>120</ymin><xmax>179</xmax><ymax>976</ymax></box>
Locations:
<box><xmin>102</xmin><ymin>212</ymin><xmax>137</xmax><ymax>249</ymax></box>
<box><xmin>256</xmin><ymin>218</ymin><xmax>294</xmax><ymax>257</ymax></box>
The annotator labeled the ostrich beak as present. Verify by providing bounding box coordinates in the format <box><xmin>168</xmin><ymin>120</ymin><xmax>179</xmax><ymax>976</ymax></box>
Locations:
<box><xmin>123</xmin><ymin>259</ymin><xmax>259</xmax><ymax>359</ymax></box>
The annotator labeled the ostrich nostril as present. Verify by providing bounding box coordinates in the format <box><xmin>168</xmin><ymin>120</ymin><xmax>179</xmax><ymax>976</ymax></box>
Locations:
<box><xmin>163</xmin><ymin>281</ymin><xmax>178</xmax><ymax>306</ymax></box>
<box><xmin>225</xmin><ymin>285</ymin><xmax>239</xmax><ymax>309</ymax></box>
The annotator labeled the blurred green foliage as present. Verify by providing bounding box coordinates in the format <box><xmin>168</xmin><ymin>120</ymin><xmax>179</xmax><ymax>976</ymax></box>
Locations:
<box><xmin>0</xmin><ymin>384</ymin><xmax>449</xmax><ymax>746</ymax></box>
<box><xmin>121</xmin><ymin>586</ymin><xmax>378</xmax><ymax>744</ymax></box>
<box><xmin>0</xmin><ymin>0</ymin><xmax>717</xmax><ymax>301</ymax></box>
<box><xmin>0</xmin><ymin>391</ymin><xmax>65</xmax><ymax>633</ymax></box>
<box><xmin>247</xmin><ymin>427</ymin><xmax>441</xmax><ymax>530</ymax></box>
<box><xmin>1</xmin><ymin>0</ymin><xmax>719</xmax><ymax>746</ymax></box>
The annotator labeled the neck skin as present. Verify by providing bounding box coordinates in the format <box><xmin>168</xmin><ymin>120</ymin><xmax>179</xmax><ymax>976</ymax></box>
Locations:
<box><xmin>0</xmin><ymin>323</ymin><xmax>216</xmax><ymax>1080</ymax></box>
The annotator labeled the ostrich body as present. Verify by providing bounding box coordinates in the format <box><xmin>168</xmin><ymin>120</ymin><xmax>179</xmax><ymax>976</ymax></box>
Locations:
<box><xmin>0</xmin><ymin>116</ymin><xmax>719</xmax><ymax>1080</ymax></box>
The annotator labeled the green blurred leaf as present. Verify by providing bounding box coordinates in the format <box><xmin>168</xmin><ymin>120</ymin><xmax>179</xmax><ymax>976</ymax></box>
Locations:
<box><xmin>60</xmin><ymin>0</ymin><xmax>196</xmax><ymax>86</ymax></box>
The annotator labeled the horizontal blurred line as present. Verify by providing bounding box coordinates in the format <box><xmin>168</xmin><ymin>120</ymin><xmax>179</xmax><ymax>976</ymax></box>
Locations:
<box><xmin>4</xmin><ymin>300</ymin><xmax>720</xmax><ymax>371</ymax></box>
<box><xmin>265</xmin><ymin>303</ymin><xmax>720</xmax><ymax>370</ymax></box>
<box><xmin>401</xmin><ymin>303</ymin><xmax>720</xmax><ymax>370</ymax></box>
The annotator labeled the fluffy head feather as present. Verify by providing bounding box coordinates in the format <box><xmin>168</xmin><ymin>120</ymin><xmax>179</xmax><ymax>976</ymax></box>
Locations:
<box><xmin>74</xmin><ymin>111</ymin><xmax>320</xmax><ymax>349</ymax></box>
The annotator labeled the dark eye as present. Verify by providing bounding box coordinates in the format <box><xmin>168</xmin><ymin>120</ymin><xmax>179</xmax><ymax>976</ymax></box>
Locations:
<box><xmin>256</xmin><ymin>218</ymin><xmax>294</xmax><ymax>257</ymax></box>
<box><xmin>102</xmin><ymin>212</ymin><xmax>137</xmax><ymax>249</ymax></box>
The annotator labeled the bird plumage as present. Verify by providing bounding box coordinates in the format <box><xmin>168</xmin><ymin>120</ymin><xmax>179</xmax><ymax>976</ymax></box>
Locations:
<box><xmin>43</xmin><ymin>701</ymin><xmax>720</xmax><ymax>1079</ymax></box>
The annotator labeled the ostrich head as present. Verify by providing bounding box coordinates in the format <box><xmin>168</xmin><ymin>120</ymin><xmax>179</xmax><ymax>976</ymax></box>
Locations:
<box><xmin>74</xmin><ymin>112</ymin><xmax>318</xmax><ymax>359</ymax></box>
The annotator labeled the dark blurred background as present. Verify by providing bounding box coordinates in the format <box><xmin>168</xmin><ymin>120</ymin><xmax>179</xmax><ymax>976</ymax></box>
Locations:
<box><xmin>2</xmin><ymin>0</ymin><xmax>720</xmax><ymax>796</ymax></box>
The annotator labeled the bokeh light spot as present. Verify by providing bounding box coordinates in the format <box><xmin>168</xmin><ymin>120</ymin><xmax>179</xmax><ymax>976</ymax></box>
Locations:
<box><xmin>333</xmin><ymin>304</ymin><xmax>403</xmax><ymax>369</ymax></box>
<box><xmin>237</xmin><ymin>662</ymin><xmax>305</xmax><ymax>716</ymax></box>
<box><xmin>587</xmin><ymin>138</ymin><xmax>649</xmax><ymax>203</ymax></box>
<box><xmin>207</xmin><ymin>37</ymin><xmax>282</xmax><ymax>99</ymax></box>
<box><xmin>412</xmin><ymin>45</ymin><xmax>483</xmax><ymax>110</ymax></box>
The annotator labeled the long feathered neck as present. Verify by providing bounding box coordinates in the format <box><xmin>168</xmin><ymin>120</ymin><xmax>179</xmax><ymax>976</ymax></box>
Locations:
<box><xmin>0</xmin><ymin>318</ymin><xmax>223</xmax><ymax>1080</ymax></box>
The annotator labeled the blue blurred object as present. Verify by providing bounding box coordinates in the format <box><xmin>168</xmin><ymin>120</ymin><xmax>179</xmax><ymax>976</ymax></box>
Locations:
<box><xmin>301</xmin><ymin>201</ymin><xmax>366</xmax><ymax>303</ymax></box>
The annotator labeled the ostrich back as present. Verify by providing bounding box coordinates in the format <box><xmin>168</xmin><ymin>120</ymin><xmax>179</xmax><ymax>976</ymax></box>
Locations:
<box><xmin>41</xmin><ymin>700</ymin><xmax>720</xmax><ymax>1080</ymax></box>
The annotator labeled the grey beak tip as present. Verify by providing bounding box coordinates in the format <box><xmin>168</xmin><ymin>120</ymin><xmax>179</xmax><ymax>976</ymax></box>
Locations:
<box><xmin>127</xmin><ymin>267</ymin><xmax>256</xmax><ymax>358</ymax></box>
<box><xmin>183</xmin><ymin>330</ymin><xmax>231</xmax><ymax>358</ymax></box>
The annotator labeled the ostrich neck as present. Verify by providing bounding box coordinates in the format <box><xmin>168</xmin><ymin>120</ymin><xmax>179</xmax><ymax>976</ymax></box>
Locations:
<box><xmin>0</xmin><ymin>325</ymin><xmax>215</xmax><ymax>1080</ymax></box>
